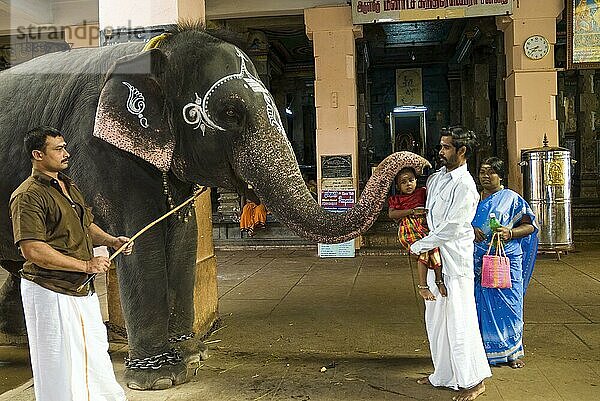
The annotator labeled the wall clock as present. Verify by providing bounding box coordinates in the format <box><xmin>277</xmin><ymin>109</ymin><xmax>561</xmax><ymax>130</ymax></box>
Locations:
<box><xmin>523</xmin><ymin>35</ymin><xmax>550</xmax><ymax>60</ymax></box>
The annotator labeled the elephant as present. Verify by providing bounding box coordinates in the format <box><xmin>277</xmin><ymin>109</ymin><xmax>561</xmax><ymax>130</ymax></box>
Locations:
<box><xmin>0</xmin><ymin>23</ymin><xmax>430</xmax><ymax>390</ymax></box>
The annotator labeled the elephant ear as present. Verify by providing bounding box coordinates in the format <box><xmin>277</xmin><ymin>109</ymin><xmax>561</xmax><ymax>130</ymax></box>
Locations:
<box><xmin>93</xmin><ymin>48</ymin><xmax>173</xmax><ymax>172</ymax></box>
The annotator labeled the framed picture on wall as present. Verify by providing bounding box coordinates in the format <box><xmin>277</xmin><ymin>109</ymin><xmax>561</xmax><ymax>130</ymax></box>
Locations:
<box><xmin>395</xmin><ymin>68</ymin><xmax>423</xmax><ymax>106</ymax></box>
<box><xmin>567</xmin><ymin>0</ymin><xmax>600</xmax><ymax>69</ymax></box>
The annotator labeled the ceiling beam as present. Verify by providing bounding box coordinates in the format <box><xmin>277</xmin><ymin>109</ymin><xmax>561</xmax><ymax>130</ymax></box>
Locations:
<box><xmin>219</xmin><ymin>15</ymin><xmax>305</xmax><ymax>32</ymax></box>
<box><xmin>206</xmin><ymin>0</ymin><xmax>345</xmax><ymax>20</ymax></box>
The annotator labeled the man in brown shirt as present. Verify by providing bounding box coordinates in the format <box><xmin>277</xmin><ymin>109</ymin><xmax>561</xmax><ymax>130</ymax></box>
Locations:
<box><xmin>10</xmin><ymin>126</ymin><xmax>133</xmax><ymax>401</ymax></box>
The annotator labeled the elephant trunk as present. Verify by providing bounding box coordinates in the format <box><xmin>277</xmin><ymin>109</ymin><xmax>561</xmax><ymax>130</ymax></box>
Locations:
<box><xmin>233</xmin><ymin>131</ymin><xmax>430</xmax><ymax>244</ymax></box>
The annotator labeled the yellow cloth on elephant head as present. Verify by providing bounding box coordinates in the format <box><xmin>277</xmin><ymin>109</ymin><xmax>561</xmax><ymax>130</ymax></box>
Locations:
<box><xmin>143</xmin><ymin>33</ymin><xmax>170</xmax><ymax>51</ymax></box>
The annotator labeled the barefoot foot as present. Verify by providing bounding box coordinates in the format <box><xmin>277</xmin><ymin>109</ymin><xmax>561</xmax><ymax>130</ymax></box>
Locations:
<box><xmin>416</xmin><ymin>376</ymin><xmax>431</xmax><ymax>385</ymax></box>
<box><xmin>509</xmin><ymin>359</ymin><xmax>525</xmax><ymax>369</ymax></box>
<box><xmin>419</xmin><ymin>288</ymin><xmax>436</xmax><ymax>301</ymax></box>
<box><xmin>453</xmin><ymin>381</ymin><xmax>485</xmax><ymax>401</ymax></box>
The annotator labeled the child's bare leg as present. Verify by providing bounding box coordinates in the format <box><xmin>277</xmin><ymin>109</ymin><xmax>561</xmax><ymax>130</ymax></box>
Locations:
<box><xmin>417</xmin><ymin>260</ymin><xmax>436</xmax><ymax>301</ymax></box>
<box><xmin>434</xmin><ymin>268</ymin><xmax>447</xmax><ymax>297</ymax></box>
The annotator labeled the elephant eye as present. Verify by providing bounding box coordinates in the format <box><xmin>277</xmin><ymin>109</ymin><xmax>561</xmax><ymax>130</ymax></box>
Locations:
<box><xmin>216</xmin><ymin>97</ymin><xmax>245</xmax><ymax>128</ymax></box>
<box><xmin>221</xmin><ymin>103</ymin><xmax>243</xmax><ymax>122</ymax></box>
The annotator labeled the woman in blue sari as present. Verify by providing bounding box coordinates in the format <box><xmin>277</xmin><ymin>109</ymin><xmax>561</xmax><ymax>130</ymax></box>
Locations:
<box><xmin>472</xmin><ymin>157</ymin><xmax>538</xmax><ymax>369</ymax></box>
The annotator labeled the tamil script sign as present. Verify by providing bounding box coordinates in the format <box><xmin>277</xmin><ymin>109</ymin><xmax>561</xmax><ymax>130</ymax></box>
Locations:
<box><xmin>352</xmin><ymin>0</ymin><xmax>513</xmax><ymax>24</ymax></box>
<box><xmin>318</xmin><ymin>190</ymin><xmax>356</xmax><ymax>258</ymax></box>
<box><xmin>320</xmin><ymin>190</ymin><xmax>356</xmax><ymax>213</ymax></box>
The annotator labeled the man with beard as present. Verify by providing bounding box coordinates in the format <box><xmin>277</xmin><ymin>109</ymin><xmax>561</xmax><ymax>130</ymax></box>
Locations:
<box><xmin>410</xmin><ymin>126</ymin><xmax>491</xmax><ymax>401</ymax></box>
<box><xmin>10</xmin><ymin>126</ymin><xmax>133</xmax><ymax>401</ymax></box>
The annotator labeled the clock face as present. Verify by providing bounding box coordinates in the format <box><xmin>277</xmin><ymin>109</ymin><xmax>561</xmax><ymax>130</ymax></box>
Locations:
<box><xmin>523</xmin><ymin>35</ymin><xmax>549</xmax><ymax>60</ymax></box>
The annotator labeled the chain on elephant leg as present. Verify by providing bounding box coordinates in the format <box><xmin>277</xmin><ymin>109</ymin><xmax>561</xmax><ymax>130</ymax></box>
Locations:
<box><xmin>169</xmin><ymin>332</ymin><xmax>210</xmax><ymax>368</ymax></box>
<box><xmin>124</xmin><ymin>349</ymin><xmax>188</xmax><ymax>390</ymax></box>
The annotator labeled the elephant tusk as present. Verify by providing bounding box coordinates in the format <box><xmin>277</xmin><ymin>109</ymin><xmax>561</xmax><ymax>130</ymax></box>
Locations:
<box><xmin>76</xmin><ymin>186</ymin><xmax>208</xmax><ymax>292</ymax></box>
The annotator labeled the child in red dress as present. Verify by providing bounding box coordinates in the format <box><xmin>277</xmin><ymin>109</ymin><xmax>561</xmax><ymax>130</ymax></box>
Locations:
<box><xmin>388</xmin><ymin>168</ymin><xmax>447</xmax><ymax>300</ymax></box>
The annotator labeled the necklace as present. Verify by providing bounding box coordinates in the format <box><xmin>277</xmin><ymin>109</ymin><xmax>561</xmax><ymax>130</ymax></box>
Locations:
<box><xmin>162</xmin><ymin>171</ymin><xmax>201</xmax><ymax>222</ymax></box>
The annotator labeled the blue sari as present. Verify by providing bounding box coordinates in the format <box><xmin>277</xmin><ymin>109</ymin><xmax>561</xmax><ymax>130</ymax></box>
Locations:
<box><xmin>472</xmin><ymin>189</ymin><xmax>538</xmax><ymax>365</ymax></box>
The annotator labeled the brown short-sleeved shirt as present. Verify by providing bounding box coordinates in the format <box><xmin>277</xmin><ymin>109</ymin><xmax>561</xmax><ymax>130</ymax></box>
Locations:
<box><xmin>10</xmin><ymin>170</ymin><xmax>95</xmax><ymax>296</ymax></box>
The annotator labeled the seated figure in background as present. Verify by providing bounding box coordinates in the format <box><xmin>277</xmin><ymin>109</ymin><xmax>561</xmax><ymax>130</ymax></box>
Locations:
<box><xmin>240</xmin><ymin>200</ymin><xmax>267</xmax><ymax>237</ymax></box>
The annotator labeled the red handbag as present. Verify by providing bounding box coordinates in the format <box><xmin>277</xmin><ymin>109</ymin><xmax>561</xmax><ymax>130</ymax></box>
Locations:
<box><xmin>481</xmin><ymin>232</ymin><xmax>512</xmax><ymax>289</ymax></box>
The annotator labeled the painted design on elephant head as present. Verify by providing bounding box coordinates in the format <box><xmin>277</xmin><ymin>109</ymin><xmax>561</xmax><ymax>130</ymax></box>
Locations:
<box><xmin>181</xmin><ymin>47</ymin><xmax>284</xmax><ymax>136</ymax></box>
<box><xmin>236</xmin><ymin>49</ymin><xmax>284</xmax><ymax>135</ymax></box>
<box><xmin>122</xmin><ymin>81</ymin><xmax>149</xmax><ymax>128</ymax></box>
<box><xmin>182</xmin><ymin>93</ymin><xmax>224</xmax><ymax>136</ymax></box>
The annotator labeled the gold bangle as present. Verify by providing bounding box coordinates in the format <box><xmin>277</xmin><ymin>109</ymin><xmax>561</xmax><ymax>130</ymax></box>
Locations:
<box><xmin>435</xmin><ymin>280</ymin><xmax>444</xmax><ymax>285</ymax></box>
<box><xmin>509</xmin><ymin>229</ymin><xmax>513</xmax><ymax>239</ymax></box>
<box><xmin>417</xmin><ymin>284</ymin><xmax>429</xmax><ymax>289</ymax></box>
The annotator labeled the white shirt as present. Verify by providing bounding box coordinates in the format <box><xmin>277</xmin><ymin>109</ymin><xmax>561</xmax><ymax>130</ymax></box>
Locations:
<box><xmin>410</xmin><ymin>164</ymin><xmax>479</xmax><ymax>277</ymax></box>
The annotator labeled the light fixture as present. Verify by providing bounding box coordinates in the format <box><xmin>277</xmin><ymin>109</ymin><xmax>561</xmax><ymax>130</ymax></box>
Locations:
<box><xmin>285</xmin><ymin>95</ymin><xmax>294</xmax><ymax>116</ymax></box>
<box><xmin>452</xmin><ymin>27</ymin><xmax>480</xmax><ymax>64</ymax></box>
<box><xmin>393</xmin><ymin>106</ymin><xmax>428</xmax><ymax>113</ymax></box>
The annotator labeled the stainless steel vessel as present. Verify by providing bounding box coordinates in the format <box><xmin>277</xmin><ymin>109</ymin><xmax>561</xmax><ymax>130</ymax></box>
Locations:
<box><xmin>521</xmin><ymin>146</ymin><xmax>574</xmax><ymax>250</ymax></box>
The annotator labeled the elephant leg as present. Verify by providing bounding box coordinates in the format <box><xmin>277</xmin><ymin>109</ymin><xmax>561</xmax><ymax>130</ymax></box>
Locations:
<box><xmin>116</xmin><ymin>227</ymin><xmax>188</xmax><ymax>390</ymax></box>
<box><xmin>0</xmin><ymin>261</ymin><xmax>26</xmax><ymax>336</ymax></box>
<box><xmin>165</xmin><ymin>213</ymin><xmax>208</xmax><ymax>366</ymax></box>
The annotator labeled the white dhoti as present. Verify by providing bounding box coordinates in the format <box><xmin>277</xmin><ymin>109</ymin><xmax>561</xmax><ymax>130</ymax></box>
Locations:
<box><xmin>21</xmin><ymin>279</ymin><xmax>126</xmax><ymax>401</ymax></box>
<box><xmin>425</xmin><ymin>270</ymin><xmax>492</xmax><ymax>390</ymax></box>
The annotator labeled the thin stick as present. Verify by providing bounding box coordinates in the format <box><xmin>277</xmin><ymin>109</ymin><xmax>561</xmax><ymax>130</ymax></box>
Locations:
<box><xmin>217</xmin><ymin>363</ymin><xmax>243</xmax><ymax>375</ymax></box>
<box><xmin>109</xmin><ymin>186</ymin><xmax>207</xmax><ymax>261</ymax></box>
<box><xmin>207</xmin><ymin>325</ymin><xmax>228</xmax><ymax>337</ymax></box>
<box><xmin>77</xmin><ymin>186</ymin><xmax>207</xmax><ymax>292</ymax></box>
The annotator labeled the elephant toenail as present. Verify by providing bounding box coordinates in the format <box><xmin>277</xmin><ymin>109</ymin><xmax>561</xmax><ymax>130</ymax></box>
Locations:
<box><xmin>151</xmin><ymin>378</ymin><xmax>174</xmax><ymax>390</ymax></box>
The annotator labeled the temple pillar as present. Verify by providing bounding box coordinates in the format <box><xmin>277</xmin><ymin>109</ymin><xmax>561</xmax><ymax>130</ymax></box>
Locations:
<box><xmin>496</xmin><ymin>0</ymin><xmax>564</xmax><ymax>192</ymax></box>
<box><xmin>305</xmin><ymin>5</ymin><xmax>362</xmax><ymax>246</ymax></box>
<box><xmin>577</xmin><ymin>70</ymin><xmax>600</xmax><ymax>200</ymax></box>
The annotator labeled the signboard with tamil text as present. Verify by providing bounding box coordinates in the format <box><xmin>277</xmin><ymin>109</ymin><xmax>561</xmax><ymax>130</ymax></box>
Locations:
<box><xmin>351</xmin><ymin>0</ymin><xmax>513</xmax><ymax>24</ymax></box>
<box><xmin>320</xmin><ymin>190</ymin><xmax>356</xmax><ymax>213</ymax></box>
<box><xmin>321</xmin><ymin>155</ymin><xmax>353</xmax><ymax>179</ymax></box>
<box><xmin>318</xmin><ymin>190</ymin><xmax>356</xmax><ymax>258</ymax></box>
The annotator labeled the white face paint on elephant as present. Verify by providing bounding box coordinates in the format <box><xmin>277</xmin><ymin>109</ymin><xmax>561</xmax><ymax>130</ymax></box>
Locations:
<box><xmin>181</xmin><ymin>47</ymin><xmax>285</xmax><ymax>139</ymax></box>
<box><xmin>122</xmin><ymin>81</ymin><xmax>149</xmax><ymax>128</ymax></box>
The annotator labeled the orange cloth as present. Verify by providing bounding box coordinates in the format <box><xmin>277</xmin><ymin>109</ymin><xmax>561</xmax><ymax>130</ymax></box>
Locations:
<box><xmin>240</xmin><ymin>202</ymin><xmax>267</xmax><ymax>231</ymax></box>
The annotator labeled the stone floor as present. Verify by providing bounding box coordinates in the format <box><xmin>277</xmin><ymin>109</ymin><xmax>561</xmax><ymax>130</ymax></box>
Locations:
<box><xmin>1</xmin><ymin>239</ymin><xmax>599</xmax><ymax>400</ymax></box>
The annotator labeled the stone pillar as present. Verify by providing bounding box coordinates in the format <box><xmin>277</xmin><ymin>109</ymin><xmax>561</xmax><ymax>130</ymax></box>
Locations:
<box><xmin>99</xmin><ymin>0</ymin><xmax>217</xmax><ymax>337</ymax></box>
<box><xmin>473</xmin><ymin>63</ymin><xmax>491</xmax><ymax>165</ymax></box>
<box><xmin>448</xmin><ymin>72</ymin><xmax>461</xmax><ymax>125</ymax></box>
<box><xmin>293</xmin><ymin>82</ymin><xmax>307</xmax><ymax>164</ymax></box>
<box><xmin>495</xmin><ymin>32</ymin><xmax>508</xmax><ymax>165</ymax></box>
<box><xmin>496</xmin><ymin>0</ymin><xmax>564</xmax><ymax>192</ymax></box>
<box><xmin>578</xmin><ymin>71</ymin><xmax>600</xmax><ymax>200</ymax></box>
<box><xmin>305</xmin><ymin>5</ymin><xmax>362</xmax><ymax>234</ymax></box>
<box><xmin>247</xmin><ymin>30</ymin><xmax>271</xmax><ymax>89</ymax></box>
<box><xmin>461</xmin><ymin>64</ymin><xmax>475</xmax><ymax>131</ymax></box>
